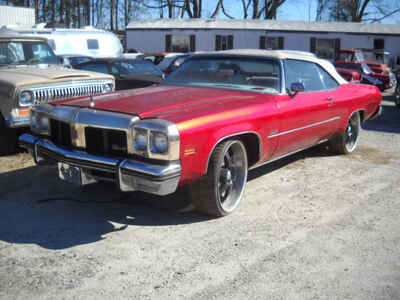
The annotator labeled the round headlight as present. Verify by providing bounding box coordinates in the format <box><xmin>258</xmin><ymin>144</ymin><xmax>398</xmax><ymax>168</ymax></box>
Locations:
<box><xmin>151</xmin><ymin>132</ymin><xmax>168</xmax><ymax>153</ymax></box>
<box><xmin>102</xmin><ymin>83</ymin><xmax>113</xmax><ymax>93</ymax></box>
<box><xmin>134</xmin><ymin>129</ymin><xmax>148</xmax><ymax>151</ymax></box>
<box><xmin>19</xmin><ymin>91</ymin><xmax>34</xmax><ymax>106</ymax></box>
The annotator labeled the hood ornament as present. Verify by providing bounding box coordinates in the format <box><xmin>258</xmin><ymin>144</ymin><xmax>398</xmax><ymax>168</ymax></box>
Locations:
<box><xmin>89</xmin><ymin>95</ymin><xmax>94</xmax><ymax>107</ymax></box>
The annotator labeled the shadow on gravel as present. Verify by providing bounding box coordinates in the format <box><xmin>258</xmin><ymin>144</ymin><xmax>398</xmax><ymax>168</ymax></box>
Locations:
<box><xmin>0</xmin><ymin>166</ymin><xmax>209</xmax><ymax>250</ymax></box>
<box><xmin>248</xmin><ymin>144</ymin><xmax>333</xmax><ymax>181</ymax></box>
<box><xmin>362</xmin><ymin>95</ymin><xmax>400</xmax><ymax>134</ymax></box>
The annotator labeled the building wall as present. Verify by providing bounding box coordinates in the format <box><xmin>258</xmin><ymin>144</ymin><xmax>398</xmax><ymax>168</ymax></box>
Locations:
<box><xmin>0</xmin><ymin>5</ymin><xmax>35</xmax><ymax>27</ymax></box>
<box><xmin>127</xmin><ymin>28</ymin><xmax>400</xmax><ymax>61</ymax></box>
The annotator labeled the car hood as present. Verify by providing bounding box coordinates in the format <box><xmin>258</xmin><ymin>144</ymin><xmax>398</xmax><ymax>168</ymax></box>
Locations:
<box><xmin>0</xmin><ymin>65</ymin><xmax>113</xmax><ymax>87</ymax></box>
<box><xmin>53</xmin><ymin>85</ymin><xmax>265</xmax><ymax>121</ymax></box>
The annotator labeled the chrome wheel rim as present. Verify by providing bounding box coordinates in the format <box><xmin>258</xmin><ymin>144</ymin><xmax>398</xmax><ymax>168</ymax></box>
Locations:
<box><xmin>217</xmin><ymin>141</ymin><xmax>247</xmax><ymax>213</ymax></box>
<box><xmin>344</xmin><ymin>113</ymin><xmax>359</xmax><ymax>153</ymax></box>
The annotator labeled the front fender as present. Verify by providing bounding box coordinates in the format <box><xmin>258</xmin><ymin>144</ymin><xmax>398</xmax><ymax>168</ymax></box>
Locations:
<box><xmin>178</xmin><ymin>121</ymin><xmax>262</xmax><ymax>185</ymax></box>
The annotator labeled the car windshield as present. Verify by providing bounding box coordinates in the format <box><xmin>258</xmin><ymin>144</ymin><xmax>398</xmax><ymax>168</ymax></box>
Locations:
<box><xmin>163</xmin><ymin>56</ymin><xmax>281</xmax><ymax>94</ymax></box>
<box><xmin>112</xmin><ymin>60</ymin><xmax>163</xmax><ymax>76</ymax></box>
<box><xmin>157</xmin><ymin>55</ymin><xmax>181</xmax><ymax>70</ymax></box>
<box><xmin>0</xmin><ymin>41</ymin><xmax>59</xmax><ymax>66</ymax></box>
<box><xmin>361</xmin><ymin>63</ymin><xmax>373</xmax><ymax>74</ymax></box>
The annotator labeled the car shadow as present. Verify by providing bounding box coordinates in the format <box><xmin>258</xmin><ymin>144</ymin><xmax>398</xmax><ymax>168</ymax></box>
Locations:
<box><xmin>0</xmin><ymin>165</ymin><xmax>210</xmax><ymax>250</ymax></box>
<box><xmin>362</xmin><ymin>94</ymin><xmax>400</xmax><ymax>134</ymax></box>
<box><xmin>247</xmin><ymin>143</ymin><xmax>333</xmax><ymax>181</ymax></box>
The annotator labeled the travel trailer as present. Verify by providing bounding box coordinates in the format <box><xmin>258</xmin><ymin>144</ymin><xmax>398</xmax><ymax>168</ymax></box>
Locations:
<box><xmin>4</xmin><ymin>23</ymin><xmax>123</xmax><ymax>58</ymax></box>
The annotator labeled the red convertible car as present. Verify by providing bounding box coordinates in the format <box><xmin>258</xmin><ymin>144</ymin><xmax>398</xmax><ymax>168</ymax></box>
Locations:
<box><xmin>19</xmin><ymin>50</ymin><xmax>382</xmax><ymax>217</ymax></box>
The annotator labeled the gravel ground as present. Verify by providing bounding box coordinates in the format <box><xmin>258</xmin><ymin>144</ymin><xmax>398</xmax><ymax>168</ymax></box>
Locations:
<box><xmin>0</xmin><ymin>94</ymin><xmax>399</xmax><ymax>300</ymax></box>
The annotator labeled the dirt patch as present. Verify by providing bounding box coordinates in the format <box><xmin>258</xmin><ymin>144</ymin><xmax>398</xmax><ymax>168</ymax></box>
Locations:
<box><xmin>346</xmin><ymin>145</ymin><xmax>399</xmax><ymax>165</ymax></box>
<box><xmin>0</xmin><ymin>152</ymin><xmax>34</xmax><ymax>173</ymax></box>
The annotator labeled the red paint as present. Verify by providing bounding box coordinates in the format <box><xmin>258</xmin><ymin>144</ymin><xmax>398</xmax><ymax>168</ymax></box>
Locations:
<box><xmin>52</xmin><ymin>82</ymin><xmax>381</xmax><ymax>185</ymax></box>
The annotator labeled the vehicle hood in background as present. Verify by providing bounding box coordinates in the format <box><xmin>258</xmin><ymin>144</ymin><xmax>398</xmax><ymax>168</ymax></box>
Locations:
<box><xmin>0</xmin><ymin>65</ymin><xmax>113</xmax><ymax>87</ymax></box>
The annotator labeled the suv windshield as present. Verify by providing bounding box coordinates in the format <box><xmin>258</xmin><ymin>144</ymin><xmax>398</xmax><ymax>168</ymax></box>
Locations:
<box><xmin>163</xmin><ymin>56</ymin><xmax>281</xmax><ymax>94</ymax></box>
<box><xmin>0</xmin><ymin>40</ymin><xmax>59</xmax><ymax>66</ymax></box>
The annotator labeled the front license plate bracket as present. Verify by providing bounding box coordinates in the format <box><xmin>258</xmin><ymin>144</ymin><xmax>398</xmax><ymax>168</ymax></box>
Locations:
<box><xmin>58</xmin><ymin>163</ymin><xmax>96</xmax><ymax>185</ymax></box>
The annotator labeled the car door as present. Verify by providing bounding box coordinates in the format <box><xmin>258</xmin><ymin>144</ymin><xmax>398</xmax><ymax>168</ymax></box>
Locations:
<box><xmin>272</xmin><ymin>59</ymin><xmax>341</xmax><ymax>158</ymax></box>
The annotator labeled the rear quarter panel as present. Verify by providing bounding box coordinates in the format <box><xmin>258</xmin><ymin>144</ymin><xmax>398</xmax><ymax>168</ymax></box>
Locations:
<box><xmin>334</xmin><ymin>83</ymin><xmax>381</xmax><ymax>131</ymax></box>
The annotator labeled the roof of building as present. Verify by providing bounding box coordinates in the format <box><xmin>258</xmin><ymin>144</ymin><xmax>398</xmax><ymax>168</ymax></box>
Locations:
<box><xmin>127</xmin><ymin>18</ymin><xmax>400</xmax><ymax>35</ymax></box>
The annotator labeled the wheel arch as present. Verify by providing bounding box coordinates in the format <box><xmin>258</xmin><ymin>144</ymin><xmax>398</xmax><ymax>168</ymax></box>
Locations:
<box><xmin>205</xmin><ymin>131</ymin><xmax>262</xmax><ymax>173</ymax></box>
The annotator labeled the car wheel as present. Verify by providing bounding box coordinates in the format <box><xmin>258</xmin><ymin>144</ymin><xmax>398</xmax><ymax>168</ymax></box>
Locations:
<box><xmin>329</xmin><ymin>112</ymin><xmax>360</xmax><ymax>154</ymax></box>
<box><xmin>0</xmin><ymin>114</ymin><xmax>17</xmax><ymax>156</ymax></box>
<box><xmin>190</xmin><ymin>140</ymin><xmax>248</xmax><ymax>217</ymax></box>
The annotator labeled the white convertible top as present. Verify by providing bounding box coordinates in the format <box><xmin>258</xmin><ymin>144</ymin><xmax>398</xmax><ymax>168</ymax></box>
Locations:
<box><xmin>193</xmin><ymin>49</ymin><xmax>347</xmax><ymax>85</ymax></box>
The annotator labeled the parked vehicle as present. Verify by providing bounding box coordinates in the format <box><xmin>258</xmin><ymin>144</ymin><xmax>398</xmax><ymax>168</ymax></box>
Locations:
<box><xmin>4</xmin><ymin>23</ymin><xmax>123</xmax><ymax>58</ymax></box>
<box><xmin>335</xmin><ymin>49</ymin><xmax>396</xmax><ymax>90</ymax></box>
<box><xmin>394</xmin><ymin>70</ymin><xmax>400</xmax><ymax>109</ymax></box>
<box><xmin>334</xmin><ymin>62</ymin><xmax>385</xmax><ymax>91</ymax></box>
<box><xmin>157</xmin><ymin>54</ymin><xmax>190</xmax><ymax>75</ymax></box>
<box><xmin>137</xmin><ymin>52</ymin><xmax>184</xmax><ymax>65</ymax></box>
<box><xmin>74</xmin><ymin>58</ymin><xmax>164</xmax><ymax>90</ymax></box>
<box><xmin>58</xmin><ymin>55</ymin><xmax>93</xmax><ymax>68</ymax></box>
<box><xmin>19</xmin><ymin>50</ymin><xmax>381</xmax><ymax>216</ymax></box>
<box><xmin>0</xmin><ymin>34</ymin><xmax>115</xmax><ymax>155</ymax></box>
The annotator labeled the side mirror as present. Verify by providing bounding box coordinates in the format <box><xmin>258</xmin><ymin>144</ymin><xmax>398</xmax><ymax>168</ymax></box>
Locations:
<box><xmin>288</xmin><ymin>82</ymin><xmax>305</xmax><ymax>97</ymax></box>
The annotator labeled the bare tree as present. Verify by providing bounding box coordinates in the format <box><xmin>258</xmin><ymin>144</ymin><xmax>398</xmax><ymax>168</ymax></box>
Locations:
<box><xmin>320</xmin><ymin>0</ymin><xmax>400</xmax><ymax>22</ymax></box>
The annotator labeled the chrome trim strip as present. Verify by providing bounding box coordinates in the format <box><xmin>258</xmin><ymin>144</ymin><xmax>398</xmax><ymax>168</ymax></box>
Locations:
<box><xmin>249</xmin><ymin>138</ymin><xmax>328</xmax><ymax>170</ymax></box>
<box><xmin>267</xmin><ymin>116</ymin><xmax>341</xmax><ymax>139</ymax></box>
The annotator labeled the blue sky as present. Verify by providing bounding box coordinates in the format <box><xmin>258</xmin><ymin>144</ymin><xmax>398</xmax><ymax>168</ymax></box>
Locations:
<box><xmin>221</xmin><ymin>0</ymin><xmax>400</xmax><ymax>24</ymax></box>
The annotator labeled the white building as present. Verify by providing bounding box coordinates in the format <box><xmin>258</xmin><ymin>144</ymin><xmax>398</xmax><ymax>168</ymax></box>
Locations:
<box><xmin>0</xmin><ymin>5</ymin><xmax>35</xmax><ymax>27</ymax></box>
<box><xmin>126</xmin><ymin>18</ymin><xmax>400</xmax><ymax>62</ymax></box>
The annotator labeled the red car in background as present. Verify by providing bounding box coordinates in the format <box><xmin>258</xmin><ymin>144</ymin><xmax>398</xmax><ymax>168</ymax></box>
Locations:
<box><xmin>335</xmin><ymin>49</ymin><xmax>396</xmax><ymax>90</ymax></box>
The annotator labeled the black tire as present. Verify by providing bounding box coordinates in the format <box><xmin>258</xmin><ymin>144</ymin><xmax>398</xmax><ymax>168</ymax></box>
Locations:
<box><xmin>329</xmin><ymin>112</ymin><xmax>360</xmax><ymax>154</ymax></box>
<box><xmin>0</xmin><ymin>114</ymin><xmax>17</xmax><ymax>156</ymax></box>
<box><xmin>190</xmin><ymin>139</ymin><xmax>248</xmax><ymax>217</ymax></box>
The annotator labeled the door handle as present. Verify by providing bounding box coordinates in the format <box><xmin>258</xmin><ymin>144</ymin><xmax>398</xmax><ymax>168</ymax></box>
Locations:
<box><xmin>326</xmin><ymin>96</ymin><xmax>334</xmax><ymax>101</ymax></box>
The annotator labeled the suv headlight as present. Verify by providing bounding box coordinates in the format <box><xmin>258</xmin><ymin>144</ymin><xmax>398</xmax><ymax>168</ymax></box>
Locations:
<box><xmin>102</xmin><ymin>83</ymin><xmax>113</xmax><ymax>93</ymax></box>
<box><xmin>30</xmin><ymin>108</ymin><xmax>50</xmax><ymax>135</ymax></box>
<box><xmin>19</xmin><ymin>91</ymin><xmax>34</xmax><ymax>106</ymax></box>
<box><xmin>131</xmin><ymin>119</ymin><xmax>179</xmax><ymax>160</ymax></box>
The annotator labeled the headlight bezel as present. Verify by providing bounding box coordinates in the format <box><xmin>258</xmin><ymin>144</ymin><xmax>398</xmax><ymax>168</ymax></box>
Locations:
<box><xmin>19</xmin><ymin>90</ymin><xmax>34</xmax><ymax>107</ymax></box>
<box><xmin>131</xmin><ymin>119</ymin><xmax>179</xmax><ymax>161</ymax></box>
<box><xmin>102</xmin><ymin>83</ymin><xmax>113</xmax><ymax>93</ymax></box>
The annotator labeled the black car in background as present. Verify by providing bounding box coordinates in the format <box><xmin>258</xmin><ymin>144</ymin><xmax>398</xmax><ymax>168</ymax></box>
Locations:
<box><xmin>58</xmin><ymin>55</ymin><xmax>93</xmax><ymax>68</ymax></box>
<box><xmin>74</xmin><ymin>58</ymin><xmax>164</xmax><ymax>90</ymax></box>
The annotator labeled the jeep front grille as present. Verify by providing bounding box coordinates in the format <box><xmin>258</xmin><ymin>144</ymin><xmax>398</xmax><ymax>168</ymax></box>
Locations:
<box><xmin>32</xmin><ymin>83</ymin><xmax>105</xmax><ymax>105</ymax></box>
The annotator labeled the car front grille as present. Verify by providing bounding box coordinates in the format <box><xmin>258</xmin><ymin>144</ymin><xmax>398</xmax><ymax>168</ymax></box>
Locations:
<box><xmin>50</xmin><ymin>119</ymin><xmax>72</xmax><ymax>147</ymax></box>
<box><xmin>32</xmin><ymin>83</ymin><xmax>105</xmax><ymax>105</ymax></box>
<box><xmin>85</xmin><ymin>127</ymin><xmax>128</xmax><ymax>157</ymax></box>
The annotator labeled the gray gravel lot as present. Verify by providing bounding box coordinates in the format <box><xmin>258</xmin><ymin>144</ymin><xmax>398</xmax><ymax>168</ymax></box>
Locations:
<box><xmin>1</xmin><ymin>94</ymin><xmax>399</xmax><ymax>300</ymax></box>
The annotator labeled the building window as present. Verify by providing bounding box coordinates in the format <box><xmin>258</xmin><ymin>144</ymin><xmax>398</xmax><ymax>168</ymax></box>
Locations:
<box><xmin>87</xmin><ymin>39</ymin><xmax>99</xmax><ymax>50</ymax></box>
<box><xmin>310</xmin><ymin>38</ymin><xmax>340</xmax><ymax>59</ymax></box>
<box><xmin>165</xmin><ymin>35</ymin><xmax>195</xmax><ymax>53</ymax></box>
<box><xmin>216</xmin><ymin>35</ymin><xmax>233</xmax><ymax>50</ymax></box>
<box><xmin>259</xmin><ymin>36</ymin><xmax>284</xmax><ymax>50</ymax></box>
<box><xmin>374</xmin><ymin>39</ymin><xmax>384</xmax><ymax>50</ymax></box>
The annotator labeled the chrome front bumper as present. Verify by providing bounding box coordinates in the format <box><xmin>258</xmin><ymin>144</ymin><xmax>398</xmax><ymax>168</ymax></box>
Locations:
<box><xmin>19</xmin><ymin>134</ymin><xmax>181</xmax><ymax>195</ymax></box>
